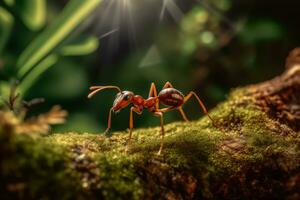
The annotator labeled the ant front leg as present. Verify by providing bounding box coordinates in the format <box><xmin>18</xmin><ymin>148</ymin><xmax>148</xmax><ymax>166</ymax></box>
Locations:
<box><xmin>154</xmin><ymin>111</ymin><xmax>165</xmax><ymax>155</ymax></box>
<box><xmin>104</xmin><ymin>107</ymin><xmax>114</xmax><ymax>135</ymax></box>
<box><xmin>163</xmin><ymin>81</ymin><xmax>189</xmax><ymax>122</ymax></box>
<box><xmin>126</xmin><ymin>106</ymin><xmax>142</xmax><ymax>153</ymax></box>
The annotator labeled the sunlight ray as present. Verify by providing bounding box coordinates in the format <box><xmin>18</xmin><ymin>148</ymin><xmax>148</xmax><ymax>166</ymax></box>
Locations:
<box><xmin>121</xmin><ymin>0</ymin><xmax>137</xmax><ymax>47</ymax></box>
<box><xmin>139</xmin><ymin>45</ymin><xmax>162</xmax><ymax>68</ymax></box>
<box><xmin>93</xmin><ymin>0</ymin><xmax>138</xmax><ymax>53</ymax></box>
<box><xmin>99</xmin><ymin>28</ymin><xmax>119</xmax><ymax>39</ymax></box>
<box><xmin>160</xmin><ymin>0</ymin><xmax>184</xmax><ymax>23</ymax></box>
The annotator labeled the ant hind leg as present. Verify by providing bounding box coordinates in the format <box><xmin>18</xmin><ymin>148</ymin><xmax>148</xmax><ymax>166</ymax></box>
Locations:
<box><xmin>178</xmin><ymin>107</ymin><xmax>189</xmax><ymax>122</ymax></box>
<box><xmin>184</xmin><ymin>91</ymin><xmax>215</xmax><ymax>124</ymax></box>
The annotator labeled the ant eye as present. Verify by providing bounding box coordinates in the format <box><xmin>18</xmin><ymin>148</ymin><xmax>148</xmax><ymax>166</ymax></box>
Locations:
<box><xmin>123</xmin><ymin>95</ymin><xmax>130</xmax><ymax>100</ymax></box>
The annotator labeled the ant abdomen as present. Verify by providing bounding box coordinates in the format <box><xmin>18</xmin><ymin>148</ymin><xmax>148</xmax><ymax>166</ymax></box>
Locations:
<box><xmin>158</xmin><ymin>88</ymin><xmax>184</xmax><ymax>107</ymax></box>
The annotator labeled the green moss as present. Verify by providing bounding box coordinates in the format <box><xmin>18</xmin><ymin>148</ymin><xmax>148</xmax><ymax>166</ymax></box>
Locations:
<box><xmin>1</xmin><ymin>134</ymin><xmax>86</xmax><ymax>199</ymax></box>
<box><xmin>1</xmin><ymin>88</ymin><xmax>299</xmax><ymax>199</ymax></box>
<box><xmin>94</xmin><ymin>155</ymin><xmax>143</xmax><ymax>200</ymax></box>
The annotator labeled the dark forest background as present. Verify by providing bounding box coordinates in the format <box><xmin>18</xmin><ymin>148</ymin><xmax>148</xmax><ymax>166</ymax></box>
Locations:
<box><xmin>1</xmin><ymin>0</ymin><xmax>299</xmax><ymax>133</ymax></box>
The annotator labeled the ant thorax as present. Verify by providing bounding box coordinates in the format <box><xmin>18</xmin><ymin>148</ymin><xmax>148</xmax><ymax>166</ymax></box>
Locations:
<box><xmin>144</xmin><ymin>97</ymin><xmax>158</xmax><ymax>111</ymax></box>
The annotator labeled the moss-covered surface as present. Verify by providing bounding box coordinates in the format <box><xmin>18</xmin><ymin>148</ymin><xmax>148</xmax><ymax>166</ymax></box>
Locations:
<box><xmin>1</xmin><ymin>88</ymin><xmax>299</xmax><ymax>200</ymax></box>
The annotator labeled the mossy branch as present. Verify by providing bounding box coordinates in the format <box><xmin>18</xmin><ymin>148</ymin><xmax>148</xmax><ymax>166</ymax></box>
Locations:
<box><xmin>1</xmin><ymin>53</ymin><xmax>300</xmax><ymax>199</ymax></box>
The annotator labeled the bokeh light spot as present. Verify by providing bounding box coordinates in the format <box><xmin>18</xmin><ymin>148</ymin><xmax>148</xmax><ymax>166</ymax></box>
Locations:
<box><xmin>200</xmin><ymin>31</ymin><xmax>215</xmax><ymax>45</ymax></box>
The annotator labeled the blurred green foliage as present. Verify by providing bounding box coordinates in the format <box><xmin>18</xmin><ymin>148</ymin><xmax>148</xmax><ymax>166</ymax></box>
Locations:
<box><xmin>239</xmin><ymin>19</ymin><xmax>284</xmax><ymax>43</ymax></box>
<box><xmin>0</xmin><ymin>0</ymin><xmax>101</xmax><ymax>89</ymax></box>
<box><xmin>0</xmin><ymin>0</ymin><xmax>101</xmax><ymax>131</ymax></box>
<box><xmin>1</xmin><ymin>0</ymin><xmax>298</xmax><ymax>133</ymax></box>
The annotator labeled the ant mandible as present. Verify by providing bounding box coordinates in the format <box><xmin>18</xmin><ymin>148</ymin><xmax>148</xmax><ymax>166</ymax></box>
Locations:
<box><xmin>88</xmin><ymin>82</ymin><xmax>214</xmax><ymax>155</ymax></box>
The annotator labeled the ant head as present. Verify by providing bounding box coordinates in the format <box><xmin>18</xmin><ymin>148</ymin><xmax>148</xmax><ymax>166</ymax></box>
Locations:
<box><xmin>112</xmin><ymin>91</ymin><xmax>134</xmax><ymax>113</ymax></box>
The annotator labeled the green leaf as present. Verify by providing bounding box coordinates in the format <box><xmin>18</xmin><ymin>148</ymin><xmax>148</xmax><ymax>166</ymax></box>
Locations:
<box><xmin>18</xmin><ymin>54</ymin><xmax>58</xmax><ymax>95</ymax></box>
<box><xmin>0</xmin><ymin>7</ymin><xmax>14</xmax><ymax>55</ymax></box>
<box><xmin>17</xmin><ymin>0</ymin><xmax>102</xmax><ymax>79</ymax></box>
<box><xmin>16</xmin><ymin>0</ymin><xmax>47</xmax><ymax>31</ymax></box>
<box><xmin>60</xmin><ymin>36</ymin><xmax>99</xmax><ymax>56</ymax></box>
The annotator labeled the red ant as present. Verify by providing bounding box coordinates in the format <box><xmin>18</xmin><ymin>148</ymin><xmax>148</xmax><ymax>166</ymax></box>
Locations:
<box><xmin>88</xmin><ymin>82</ymin><xmax>214</xmax><ymax>155</ymax></box>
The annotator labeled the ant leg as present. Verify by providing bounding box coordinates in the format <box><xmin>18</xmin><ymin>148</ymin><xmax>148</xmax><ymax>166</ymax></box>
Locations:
<box><xmin>126</xmin><ymin>107</ymin><xmax>142</xmax><ymax>152</ymax></box>
<box><xmin>156</xmin><ymin>107</ymin><xmax>174</xmax><ymax>113</ymax></box>
<box><xmin>148</xmin><ymin>82</ymin><xmax>158</xmax><ymax>97</ymax></box>
<box><xmin>178</xmin><ymin>107</ymin><xmax>189</xmax><ymax>122</ymax></box>
<box><xmin>184</xmin><ymin>91</ymin><xmax>215</xmax><ymax>124</ymax></box>
<box><xmin>156</xmin><ymin>106</ymin><xmax>189</xmax><ymax>122</ymax></box>
<box><xmin>154</xmin><ymin>111</ymin><xmax>165</xmax><ymax>155</ymax></box>
<box><xmin>148</xmin><ymin>82</ymin><xmax>159</xmax><ymax>109</ymax></box>
<box><xmin>104</xmin><ymin>108</ymin><xmax>114</xmax><ymax>135</ymax></box>
<box><xmin>86</xmin><ymin>107</ymin><xmax>113</xmax><ymax>146</ymax></box>
<box><xmin>162</xmin><ymin>81</ymin><xmax>174</xmax><ymax>89</ymax></box>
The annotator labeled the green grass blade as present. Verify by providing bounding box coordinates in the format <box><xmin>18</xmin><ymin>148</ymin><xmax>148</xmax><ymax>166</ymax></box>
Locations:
<box><xmin>17</xmin><ymin>0</ymin><xmax>46</xmax><ymax>31</ymax></box>
<box><xmin>17</xmin><ymin>0</ymin><xmax>101</xmax><ymax>79</ymax></box>
<box><xmin>0</xmin><ymin>7</ymin><xmax>14</xmax><ymax>55</ymax></box>
<box><xmin>60</xmin><ymin>36</ymin><xmax>99</xmax><ymax>56</ymax></box>
<box><xmin>18</xmin><ymin>54</ymin><xmax>58</xmax><ymax>94</ymax></box>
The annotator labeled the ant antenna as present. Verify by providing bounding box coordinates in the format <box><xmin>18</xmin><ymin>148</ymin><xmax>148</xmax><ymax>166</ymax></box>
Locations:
<box><xmin>88</xmin><ymin>86</ymin><xmax>122</xmax><ymax>98</ymax></box>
